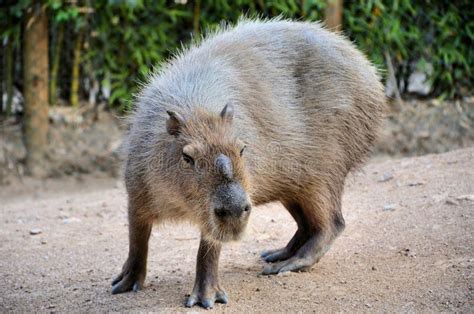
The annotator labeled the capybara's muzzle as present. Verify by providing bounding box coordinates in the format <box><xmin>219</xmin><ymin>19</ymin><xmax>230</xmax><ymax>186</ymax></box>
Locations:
<box><xmin>213</xmin><ymin>182</ymin><xmax>251</xmax><ymax>219</ymax></box>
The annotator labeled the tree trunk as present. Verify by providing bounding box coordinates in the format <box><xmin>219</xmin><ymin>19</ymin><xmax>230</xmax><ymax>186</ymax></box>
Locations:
<box><xmin>325</xmin><ymin>0</ymin><xmax>343</xmax><ymax>31</ymax></box>
<box><xmin>70</xmin><ymin>30</ymin><xmax>83</xmax><ymax>107</ymax></box>
<box><xmin>49</xmin><ymin>23</ymin><xmax>64</xmax><ymax>106</ymax></box>
<box><xmin>23</xmin><ymin>1</ymin><xmax>49</xmax><ymax>177</ymax></box>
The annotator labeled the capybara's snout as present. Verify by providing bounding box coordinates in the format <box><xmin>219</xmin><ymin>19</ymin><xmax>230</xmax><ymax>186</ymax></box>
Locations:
<box><xmin>213</xmin><ymin>198</ymin><xmax>251</xmax><ymax>220</ymax></box>
<box><xmin>213</xmin><ymin>182</ymin><xmax>251</xmax><ymax>221</ymax></box>
<box><xmin>210</xmin><ymin>181</ymin><xmax>252</xmax><ymax>242</ymax></box>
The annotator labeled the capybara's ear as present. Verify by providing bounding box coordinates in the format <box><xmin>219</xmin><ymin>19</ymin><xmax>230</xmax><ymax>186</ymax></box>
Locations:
<box><xmin>220</xmin><ymin>103</ymin><xmax>234</xmax><ymax>123</ymax></box>
<box><xmin>166</xmin><ymin>110</ymin><xmax>185</xmax><ymax>136</ymax></box>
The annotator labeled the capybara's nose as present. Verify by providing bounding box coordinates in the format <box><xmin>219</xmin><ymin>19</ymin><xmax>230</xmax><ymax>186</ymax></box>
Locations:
<box><xmin>215</xmin><ymin>202</ymin><xmax>251</xmax><ymax>219</ymax></box>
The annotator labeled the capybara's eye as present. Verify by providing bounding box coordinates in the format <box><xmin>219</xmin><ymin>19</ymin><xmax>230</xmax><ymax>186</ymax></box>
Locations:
<box><xmin>182</xmin><ymin>152</ymin><xmax>194</xmax><ymax>166</ymax></box>
<box><xmin>240</xmin><ymin>145</ymin><xmax>247</xmax><ymax>157</ymax></box>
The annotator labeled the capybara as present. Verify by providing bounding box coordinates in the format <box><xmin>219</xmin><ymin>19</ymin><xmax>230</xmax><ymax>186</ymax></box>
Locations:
<box><xmin>112</xmin><ymin>18</ymin><xmax>386</xmax><ymax>309</ymax></box>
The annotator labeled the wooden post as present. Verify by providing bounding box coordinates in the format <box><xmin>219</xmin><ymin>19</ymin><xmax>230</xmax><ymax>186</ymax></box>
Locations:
<box><xmin>23</xmin><ymin>1</ymin><xmax>49</xmax><ymax>176</ymax></box>
<box><xmin>325</xmin><ymin>0</ymin><xmax>343</xmax><ymax>31</ymax></box>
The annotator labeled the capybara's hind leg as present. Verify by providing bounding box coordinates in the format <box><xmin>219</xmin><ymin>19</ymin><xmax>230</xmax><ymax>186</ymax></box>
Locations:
<box><xmin>261</xmin><ymin>201</ymin><xmax>310</xmax><ymax>263</ymax></box>
<box><xmin>262</xmin><ymin>232</ymin><xmax>332</xmax><ymax>274</ymax></box>
<box><xmin>112</xmin><ymin>202</ymin><xmax>152</xmax><ymax>294</ymax></box>
<box><xmin>262</xmin><ymin>191</ymin><xmax>345</xmax><ymax>275</ymax></box>
<box><xmin>261</xmin><ymin>228</ymin><xmax>307</xmax><ymax>262</ymax></box>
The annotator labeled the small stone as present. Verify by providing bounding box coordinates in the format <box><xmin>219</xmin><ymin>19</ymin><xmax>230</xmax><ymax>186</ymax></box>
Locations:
<box><xmin>400</xmin><ymin>248</ymin><xmax>416</xmax><ymax>257</ymax></box>
<box><xmin>372</xmin><ymin>266</ymin><xmax>377</xmax><ymax>271</ymax></box>
<box><xmin>407</xmin><ymin>181</ymin><xmax>425</xmax><ymax>186</ymax></box>
<box><xmin>445</xmin><ymin>198</ymin><xmax>459</xmax><ymax>206</ymax></box>
<box><xmin>255</xmin><ymin>288</ymin><xmax>260</xmax><ymax>292</ymax></box>
<box><xmin>456</xmin><ymin>195</ymin><xmax>474</xmax><ymax>202</ymax></box>
<box><xmin>41</xmin><ymin>240</ymin><xmax>47</xmax><ymax>244</ymax></box>
<box><xmin>418</xmin><ymin>131</ymin><xmax>430</xmax><ymax>139</ymax></box>
<box><xmin>383</xmin><ymin>204</ymin><xmax>396</xmax><ymax>211</ymax></box>
<box><xmin>378</xmin><ymin>172</ymin><xmax>393</xmax><ymax>182</ymax></box>
<box><xmin>29</xmin><ymin>228</ymin><xmax>42</xmax><ymax>235</ymax></box>
<box><xmin>365</xmin><ymin>303</ymin><xmax>372</xmax><ymax>308</ymax></box>
<box><xmin>277</xmin><ymin>271</ymin><xmax>293</xmax><ymax>277</ymax></box>
<box><xmin>63</xmin><ymin>217</ymin><xmax>81</xmax><ymax>224</ymax></box>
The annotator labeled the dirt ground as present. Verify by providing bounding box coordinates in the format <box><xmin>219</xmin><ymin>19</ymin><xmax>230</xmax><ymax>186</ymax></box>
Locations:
<box><xmin>1</xmin><ymin>148</ymin><xmax>473</xmax><ymax>312</ymax></box>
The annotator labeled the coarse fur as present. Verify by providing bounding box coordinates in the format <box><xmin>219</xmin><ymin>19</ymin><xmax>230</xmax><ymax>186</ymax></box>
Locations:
<box><xmin>113</xmin><ymin>18</ymin><xmax>386</xmax><ymax>308</ymax></box>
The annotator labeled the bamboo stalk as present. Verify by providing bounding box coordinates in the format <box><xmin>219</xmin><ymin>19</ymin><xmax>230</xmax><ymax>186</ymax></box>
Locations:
<box><xmin>0</xmin><ymin>42</ymin><xmax>3</xmax><ymax>113</ymax></box>
<box><xmin>193</xmin><ymin>0</ymin><xmax>201</xmax><ymax>37</ymax></box>
<box><xmin>5</xmin><ymin>37</ymin><xmax>14</xmax><ymax>115</ymax></box>
<box><xmin>384</xmin><ymin>50</ymin><xmax>403</xmax><ymax>110</ymax></box>
<box><xmin>70</xmin><ymin>30</ymin><xmax>83</xmax><ymax>107</ymax></box>
<box><xmin>324</xmin><ymin>0</ymin><xmax>343</xmax><ymax>31</ymax></box>
<box><xmin>49</xmin><ymin>23</ymin><xmax>64</xmax><ymax>106</ymax></box>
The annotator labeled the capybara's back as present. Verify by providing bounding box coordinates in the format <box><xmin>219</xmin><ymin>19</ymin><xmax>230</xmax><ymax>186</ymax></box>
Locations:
<box><xmin>114</xmin><ymin>19</ymin><xmax>386</xmax><ymax>308</ymax></box>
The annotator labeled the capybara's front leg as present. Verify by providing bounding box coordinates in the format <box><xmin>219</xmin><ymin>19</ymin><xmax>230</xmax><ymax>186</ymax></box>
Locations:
<box><xmin>185</xmin><ymin>236</ymin><xmax>228</xmax><ymax>309</ymax></box>
<box><xmin>111</xmin><ymin>212</ymin><xmax>152</xmax><ymax>294</ymax></box>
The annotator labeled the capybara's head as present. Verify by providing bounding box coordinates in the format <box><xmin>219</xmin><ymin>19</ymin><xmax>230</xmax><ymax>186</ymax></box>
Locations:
<box><xmin>166</xmin><ymin>104</ymin><xmax>251</xmax><ymax>242</ymax></box>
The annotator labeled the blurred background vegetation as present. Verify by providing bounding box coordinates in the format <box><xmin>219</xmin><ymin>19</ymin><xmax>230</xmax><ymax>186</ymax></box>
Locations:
<box><xmin>1</xmin><ymin>0</ymin><xmax>473</xmax><ymax>177</ymax></box>
<box><xmin>1</xmin><ymin>0</ymin><xmax>473</xmax><ymax>114</ymax></box>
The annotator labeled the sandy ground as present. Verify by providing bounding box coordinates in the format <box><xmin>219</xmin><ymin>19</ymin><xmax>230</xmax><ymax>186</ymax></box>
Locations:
<box><xmin>1</xmin><ymin>148</ymin><xmax>473</xmax><ymax>312</ymax></box>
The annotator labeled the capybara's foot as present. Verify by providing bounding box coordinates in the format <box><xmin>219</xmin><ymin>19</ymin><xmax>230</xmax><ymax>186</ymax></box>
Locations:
<box><xmin>186</xmin><ymin>237</ymin><xmax>226</xmax><ymax>309</ymax></box>
<box><xmin>261</xmin><ymin>233</ymin><xmax>332</xmax><ymax>275</ymax></box>
<box><xmin>185</xmin><ymin>286</ymin><xmax>228</xmax><ymax>309</ymax></box>
<box><xmin>111</xmin><ymin>258</ymin><xmax>146</xmax><ymax>294</ymax></box>
<box><xmin>262</xmin><ymin>255</ymin><xmax>315</xmax><ymax>274</ymax></box>
<box><xmin>261</xmin><ymin>229</ymin><xmax>308</xmax><ymax>263</ymax></box>
<box><xmin>261</xmin><ymin>247</ymin><xmax>293</xmax><ymax>263</ymax></box>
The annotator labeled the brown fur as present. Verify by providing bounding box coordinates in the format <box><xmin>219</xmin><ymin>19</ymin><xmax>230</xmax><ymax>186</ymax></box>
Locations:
<box><xmin>112</xmin><ymin>18</ymin><xmax>386</xmax><ymax>308</ymax></box>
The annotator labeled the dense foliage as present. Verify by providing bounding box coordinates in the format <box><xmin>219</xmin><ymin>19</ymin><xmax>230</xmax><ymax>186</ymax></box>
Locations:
<box><xmin>1</xmin><ymin>0</ymin><xmax>472</xmax><ymax>113</ymax></box>
<box><xmin>345</xmin><ymin>0</ymin><xmax>473</xmax><ymax>99</ymax></box>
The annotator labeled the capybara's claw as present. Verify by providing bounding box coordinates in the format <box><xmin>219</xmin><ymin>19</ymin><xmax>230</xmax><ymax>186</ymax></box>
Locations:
<box><xmin>185</xmin><ymin>290</ymin><xmax>228</xmax><ymax>309</ymax></box>
<box><xmin>261</xmin><ymin>247</ymin><xmax>292</xmax><ymax>263</ymax></box>
<box><xmin>260</xmin><ymin>249</ymin><xmax>274</xmax><ymax>258</ymax></box>
<box><xmin>132</xmin><ymin>281</ymin><xmax>142</xmax><ymax>292</ymax></box>
<box><xmin>111</xmin><ymin>273</ymin><xmax>123</xmax><ymax>286</ymax></box>
<box><xmin>262</xmin><ymin>256</ymin><xmax>313</xmax><ymax>275</ymax></box>
<box><xmin>111</xmin><ymin>272</ymin><xmax>143</xmax><ymax>294</ymax></box>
